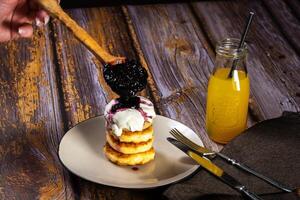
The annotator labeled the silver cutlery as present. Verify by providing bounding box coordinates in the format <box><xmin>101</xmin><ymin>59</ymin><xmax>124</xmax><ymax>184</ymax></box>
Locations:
<box><xmin>167</xmin><ymin>137</ymin><xmax>263</xmax><ymax>200</ymax></box>
<box><xmin>170</xmin><ymin>128</ymin><xmax>293</xmax><ymax>193</ymax></box>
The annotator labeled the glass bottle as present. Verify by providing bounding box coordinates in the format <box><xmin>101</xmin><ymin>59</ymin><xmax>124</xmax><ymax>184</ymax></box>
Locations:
<box><xmin>206</xmin><ymin>38</ymin><xmax>250</xmax><ymax>144</ymax></box>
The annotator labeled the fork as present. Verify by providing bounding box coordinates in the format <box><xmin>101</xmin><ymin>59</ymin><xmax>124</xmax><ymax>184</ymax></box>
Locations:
<box><xmin>170</xmin><ymin>128</ymin><xmax>293</xmax><ymax>193</ymax></box>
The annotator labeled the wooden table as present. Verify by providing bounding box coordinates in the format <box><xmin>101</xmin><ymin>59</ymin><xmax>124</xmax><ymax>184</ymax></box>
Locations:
<box><xmin>0</xmin><ymin>0</ymin><xmax>299</xmax><ymax>199</ymax></box>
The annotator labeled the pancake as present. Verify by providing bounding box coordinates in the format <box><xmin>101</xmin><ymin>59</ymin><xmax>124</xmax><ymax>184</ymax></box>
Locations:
<box><xmin>106</xmin><ymin>133</ymin><xmax>153</xmax><ymax>154</ymax></box>
<box><xmin>103</xmin><ymin>96</ymin><xmax>156</xmax><ymax>166</ymax></box>
<box><xmin>108</xmin><ymin>125</ymin><xmax>154</xmax><ymax>143</ymax></box>
<box><xmin>103</xmin><ymin>143</ymin><xmax>155</xmax><ymax>166</ymax></box>
<box><xmin>112</xmin><ymin>121</ymin><xmax>152</xmax><ymax>133</ymax></box>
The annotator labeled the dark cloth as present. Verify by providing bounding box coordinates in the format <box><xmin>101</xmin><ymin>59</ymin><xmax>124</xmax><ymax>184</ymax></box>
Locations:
<box><xmin>164</xmin><ymin>112</ymin><xmax>300</xmax><ymax>200</ymax></box>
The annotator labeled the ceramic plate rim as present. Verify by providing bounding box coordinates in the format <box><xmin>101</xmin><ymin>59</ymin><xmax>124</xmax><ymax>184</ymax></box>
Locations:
<box><xmin>58</xmin><ymin>115</ymin><xmax>201</xmax><ymax>189</ymax></box>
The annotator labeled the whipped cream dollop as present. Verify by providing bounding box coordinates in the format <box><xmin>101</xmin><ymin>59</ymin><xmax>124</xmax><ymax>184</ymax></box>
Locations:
<box><xmin>104</xmin><ymin>96</ymin><xmax>156</xmax><ymax>137</ymax></box>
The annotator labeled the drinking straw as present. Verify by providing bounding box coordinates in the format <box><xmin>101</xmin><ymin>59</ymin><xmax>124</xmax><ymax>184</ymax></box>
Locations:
<box><xmin>228</xmin><ymin>12</ymin><xmax>254</xmax><ymax>78</ymax></box>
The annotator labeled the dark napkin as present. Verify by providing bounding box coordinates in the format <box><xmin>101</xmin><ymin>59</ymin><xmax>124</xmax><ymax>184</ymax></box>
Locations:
<box><xmin>164</xmin><ymin>112</ymin><xmax>300</xmax><ymax>200</ymax></box>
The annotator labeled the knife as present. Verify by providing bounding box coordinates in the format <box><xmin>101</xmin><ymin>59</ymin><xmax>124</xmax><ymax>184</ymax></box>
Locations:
<box><xmin>169</xmin><ymin>128</ymin><xmax>293</xmax><ymax>193</ymax></box>
<box><xmin>167</xmin><ymin>137</ymin><xmax>263</xmax><ymax>200</ymax></box>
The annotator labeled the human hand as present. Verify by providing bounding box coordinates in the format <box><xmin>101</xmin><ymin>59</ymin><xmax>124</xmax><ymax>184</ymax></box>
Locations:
<box><xmin>0</xmin><ymin>0</ymin><xmax>55</xmax><ymax>42</ymax></box>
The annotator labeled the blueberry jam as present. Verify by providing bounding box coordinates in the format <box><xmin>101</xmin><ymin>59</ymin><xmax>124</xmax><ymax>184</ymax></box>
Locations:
<box><xmin>103</xmin><ymin>60</ymin><xmax>148</xmax><ymax>97</ymax></box>
<box><xmin>111</xmin><ymin>96</ymin><xmax>140</xmax><ymax>113</ymax></box>
<box><xmin>104</xmin><ymin>60</ymin><xmax>148</xmax><ymax>110</ymax></box>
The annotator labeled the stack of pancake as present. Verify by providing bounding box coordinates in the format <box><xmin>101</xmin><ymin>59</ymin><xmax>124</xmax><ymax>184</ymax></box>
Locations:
<box><xmin>103</xmin><ymin>96</ymin><xmax>156</xmax><ymax>166</ymax></box>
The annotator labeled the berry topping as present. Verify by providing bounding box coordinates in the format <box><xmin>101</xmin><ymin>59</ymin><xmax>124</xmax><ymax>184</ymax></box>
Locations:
<box><xmin>103</xmin><ymin>60</ymin><xmax>148</xmax><ymax>97</ymax></box>
<box><xmin>111</xmin><ymin>96</ymin><xmax>140</xmax><ymax>113</ymax></box>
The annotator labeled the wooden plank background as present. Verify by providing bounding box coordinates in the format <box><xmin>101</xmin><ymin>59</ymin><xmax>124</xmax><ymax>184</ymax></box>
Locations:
<box><xmin>0</xmin><ymin>0</ymin><xmax>299</xmax><ymax>199</ymax></box>
<box><xmin>0</xmin><ymin>27</ymin><xmax>74</xmax><ymax>199</ymax></box>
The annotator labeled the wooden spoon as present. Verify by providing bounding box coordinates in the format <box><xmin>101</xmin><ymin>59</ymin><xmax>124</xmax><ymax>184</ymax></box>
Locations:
<box><xmin>38</xmin><ymin>0</ymin><xmax>126</xmax><ymax>65</ymax></box>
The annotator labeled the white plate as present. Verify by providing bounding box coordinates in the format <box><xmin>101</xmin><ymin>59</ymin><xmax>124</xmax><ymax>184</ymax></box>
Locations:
<box><xmin>59</xmin><ymin>115</ymin><xmax>203</xmax><ymax>189</ymax></box>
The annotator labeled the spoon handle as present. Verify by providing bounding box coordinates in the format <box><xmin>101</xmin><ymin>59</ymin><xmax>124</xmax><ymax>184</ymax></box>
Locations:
<box><xmin>38</xmin><ymin>0</ymin><xmax>125</xmax><ymax>65</ymax></box>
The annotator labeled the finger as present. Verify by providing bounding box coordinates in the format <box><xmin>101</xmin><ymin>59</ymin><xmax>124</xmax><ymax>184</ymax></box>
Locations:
<box><xmin>0</xmin><ymin>30</ymin><xmax>13</xmax><ymax>42</ymax></box>
<box><xmin>17</xmin><ymin>24</ymin><xmax>34</xmax><ymax>38</ymax></box>
<box><xmin>12</xmin><ymin>1</ymin><xmax>35</xmax><ymax>24</ymax></box>
<box><xmin>33</xmin><ymin>0</ymin><xmax>61</xmax><ymax>26</ymax></box>
<box><xmin>35</xmin><ymin>9</ymin><xmax>50</xmax><ymax>26</ymax></box>
<box><xmin>32</xmin><ymin>0</ymin><xmax>60</xmax><ymax>26</ymax></box>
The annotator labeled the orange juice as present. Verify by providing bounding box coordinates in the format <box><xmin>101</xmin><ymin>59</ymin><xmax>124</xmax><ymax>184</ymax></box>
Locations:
<box><xmin>206</xmin><ymin>68</ymin><xmax>250</xmax><ymax>144</ymax></box>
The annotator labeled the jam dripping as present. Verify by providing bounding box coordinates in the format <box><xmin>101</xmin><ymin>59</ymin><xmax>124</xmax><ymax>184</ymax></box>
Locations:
<box><xmin>132</xmin><ymin>167</ymin><xmax>139</xmax><ymax>171</ymax></box>
<box><xmin>104</xmin><ymin>60</ymin><xmax>148</xmax><ymax>110</ymax></box>
<box><xmin>111</xmin><ymin>96</ymin><xmax>140</xmax><ymax>113</ymax></box>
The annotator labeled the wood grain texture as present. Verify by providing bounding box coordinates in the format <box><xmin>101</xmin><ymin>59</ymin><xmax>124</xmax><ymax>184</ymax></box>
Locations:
<box><xmin>126</xmin><ymin>4</ymin><xmax>222</xmax><ymax>151</ymax></box>
<box><xmin>262</xmin><ymin>0</ymin><xmax>300</xmax><ymax>55</ymax></box>
<box><xmin>1</xmin><ymin>1</ymin><xmax>299</xmax><ymax>199</ymax></box>
<box><xmin>285</xmin><ymin>0</ymin><xmax>300</xmax><ymax>20</ymax></box>
<box><xmin>0</xmin><ymin>27</ymin><xmax>74</xmax><ymax>199</ymax></box>
<box><xmin>127</xmin><ymin>4</ymin><xmax>213</xmax><ymax>99</ymax></box>
<box><xmin>192</xmin><ymin>0</ymin><xmax>300</xmax><ymax>120</ymax></box>
<box><xmin>51</xmin><ymin>7</ymin><xmax>161</xmax><ymax>199</ymax></box>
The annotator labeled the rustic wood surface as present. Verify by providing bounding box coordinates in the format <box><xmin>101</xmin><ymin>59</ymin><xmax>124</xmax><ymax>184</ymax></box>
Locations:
<box><xmin>192</xmin><ymin>0</ymin><xmax>300</xmax><ymax>120</ymax></box>
<box><xmin>0</xmin><ymin>0</ymin><xmax>299</xmax><ymax>199</ymax></box>
<box><xmin>0</xmin><ymin>27</ymin><xmax>74</xmax><ymax>199</ymax></box>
